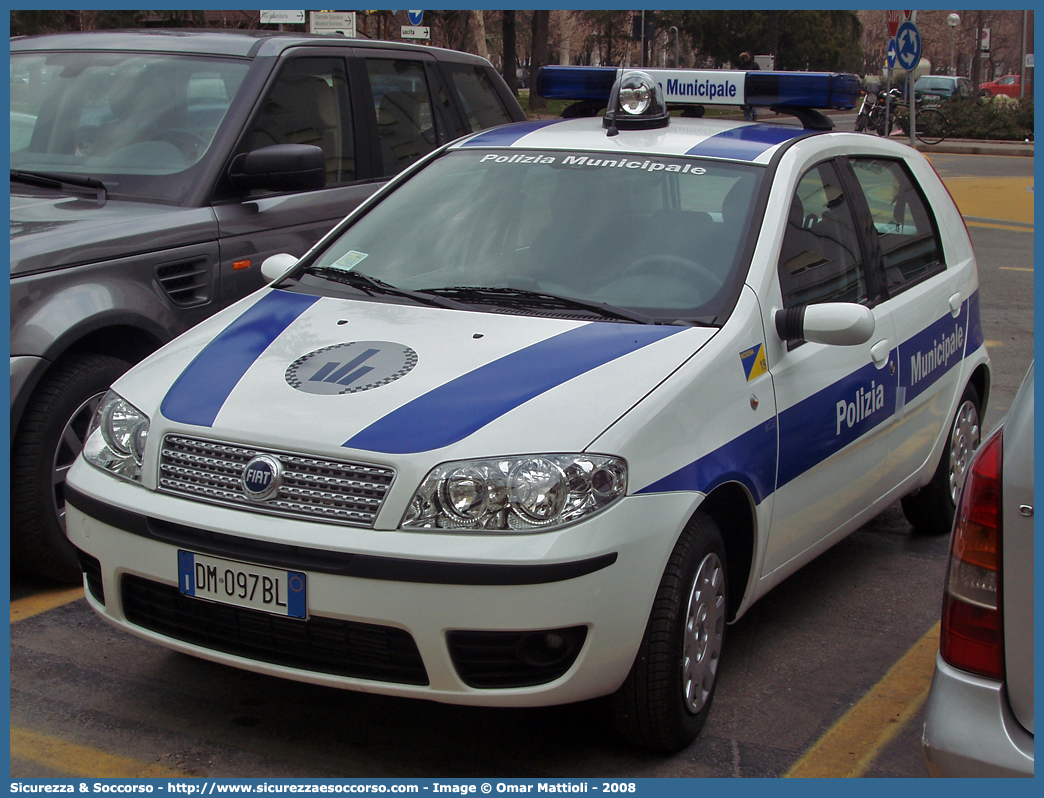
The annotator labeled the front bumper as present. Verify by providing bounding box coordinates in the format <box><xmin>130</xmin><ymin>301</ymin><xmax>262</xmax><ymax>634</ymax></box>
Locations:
<box><xmin>922</xmin><ymin>653</ymin><xmax>1034</xmax><ymax>777</ymax></box>
<box><xmin>65</xmin><ymin>457</ymin><xmax>701</xmax><ymax>707</ymax></box>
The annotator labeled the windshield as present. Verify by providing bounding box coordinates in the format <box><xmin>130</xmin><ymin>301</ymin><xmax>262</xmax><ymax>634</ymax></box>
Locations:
<box><xmin>297</xmin><ymin>149</ymin><xmax>763</xmax><ymax>323</ymax></box>
<box><xmin>10</xmin><ymin>51</ymin><xmax>249</xmax><ymax>203</ymax></box>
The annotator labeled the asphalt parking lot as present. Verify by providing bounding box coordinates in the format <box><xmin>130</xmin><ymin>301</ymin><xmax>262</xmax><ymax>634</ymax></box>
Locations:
<box><xmin>9</xmin><ymin>150</ymin><xmax>1033</xmax><ymax>780</ymax></box>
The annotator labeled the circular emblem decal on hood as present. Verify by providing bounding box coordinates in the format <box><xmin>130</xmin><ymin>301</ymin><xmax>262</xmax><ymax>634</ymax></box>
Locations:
<box><xmin>286</xmin><ymin>341</ymin><xmax>418</xmax><ymax>396</ymax></box>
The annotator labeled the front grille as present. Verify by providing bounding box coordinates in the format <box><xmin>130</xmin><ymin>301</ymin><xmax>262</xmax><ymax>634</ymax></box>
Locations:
<box><xmin>158</xmin><ymin>435</ymin><xmax>394</xmax><ymax>527</ymax></box>
<box><xmin>121</xmin><ymin>575</ymin><xmax>428</xmax><ymax>685</ymax></box>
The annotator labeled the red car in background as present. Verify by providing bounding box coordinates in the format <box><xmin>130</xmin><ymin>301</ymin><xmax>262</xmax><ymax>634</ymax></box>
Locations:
<box><xmin>978</xmin><ymin>74</ymin><xmax>1025</xmax><ymax>97</ymax></box>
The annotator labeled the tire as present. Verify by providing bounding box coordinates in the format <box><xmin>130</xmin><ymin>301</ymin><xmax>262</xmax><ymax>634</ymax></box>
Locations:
<box><xmin>855</xmin><ymin>112</ymin><xmax>868</xmax><ymax>132</ymax></box>
<box><xmin>11</xmin><ymin>354</ymin><xmax>132</xmax><ymax>583</ymax></box>
<box><xmin>980</xmin><ymin>89</ymin><xmax>992</xmax><ymax>98</ymax></box>
<box><xmin>901</xmin><ymin>384</ymin><xmax>981</xmax><ymax>536</ymax></box>
<box><xmin>612</xmin><ymin>512</ymin><xmax>728</xmax><ymax>751</ymax></box>
<box><xmin>916</xmin><ymin>108</ymin><xmax>947</xmax><ymax>145</ymax></box>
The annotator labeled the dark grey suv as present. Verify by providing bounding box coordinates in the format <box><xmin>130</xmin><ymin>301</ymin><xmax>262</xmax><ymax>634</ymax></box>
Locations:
<box><xmin>10</xmin><ymin>30</ymin><xmax>525</xmax><ymax>582</ymax></box>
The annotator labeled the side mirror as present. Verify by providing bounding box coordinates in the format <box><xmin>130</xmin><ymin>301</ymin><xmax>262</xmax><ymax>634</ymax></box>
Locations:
<box><xmin>228</xmin><ymin>144</ymin><xmax>325</xmax><ymax>193</ymax></box>
<box><xmin>775</xmin><ymin>303</ymin><xmax>875</xmax><ymax>347</ymax></box>
<box><xmin>261</xmin><ymin>253</ymin><xmax>299</xmax><ymax>282</ymax></box>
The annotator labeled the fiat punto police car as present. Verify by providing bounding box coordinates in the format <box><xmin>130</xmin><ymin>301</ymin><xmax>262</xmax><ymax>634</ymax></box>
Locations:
<box><xmin>65</xmin><ymin>68</ymin><xmax>990</xmax><ymax>751</ymax></box>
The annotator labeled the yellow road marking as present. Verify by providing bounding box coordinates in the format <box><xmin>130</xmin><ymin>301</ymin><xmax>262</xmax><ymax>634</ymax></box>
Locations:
<box><xmin>942</xmin><ymin>177</ymin><xmax>1033</xmax><ymax>225</ymax></box>
<box><xmin>10</xmin><ymin>587</ymin><xmax>84</xmax><ymax>623</ymax></box>
<box><xmin>10</xmin><ymin>727</ymin><xmax>189</xmax><ymax>778</ymax></box>
<box><xmin>985</xmin><ymin>340</ymin><xmax>1005</xmax><ymax>348</ymax></box>
<box><xmin>785</xmin><ymin>622</ymin><xmax>940</xmax><ymax>778</ymax></box>
<box><xmin>999</xmin><ymin>266</ymin><xmax>1034</xmax><ymax>272</ymax></box>
<box><xmin>965</xmin><ymin>220</ymin><xmax>1034</xmax><ymax>232</ymax></box>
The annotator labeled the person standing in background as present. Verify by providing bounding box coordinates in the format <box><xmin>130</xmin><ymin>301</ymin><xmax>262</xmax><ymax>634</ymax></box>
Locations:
<box><xmin>738</xmin><ymin>51</ymin><xmax>760</xmax><ymax>121</ymax></box>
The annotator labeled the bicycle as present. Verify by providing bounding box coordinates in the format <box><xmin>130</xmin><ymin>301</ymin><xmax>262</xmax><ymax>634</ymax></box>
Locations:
<box><xmin>880</xmin><ymin>100</ymin><xmax>948</xmax><ymax>146</ymax></box>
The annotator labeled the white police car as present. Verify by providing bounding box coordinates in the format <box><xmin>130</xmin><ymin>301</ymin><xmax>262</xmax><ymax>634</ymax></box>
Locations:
<box><xmin>65</xmin><ymin>68</ymin><xmax>990</xmax><ymax>751</ymax></box>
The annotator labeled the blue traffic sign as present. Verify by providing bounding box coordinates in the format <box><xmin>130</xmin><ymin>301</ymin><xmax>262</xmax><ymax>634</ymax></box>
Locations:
<box><xmin>887</xmin><ymin>38</ymin><xmax>897</xmax><ymax>69</ymax></box>
<box><xmin>408</xmin><ymin>10</ymin><xmax>424</xmax><ymax>26</ymax></box>
<box><xmin>895</xmin><ymin>20</ymin><xmax>922</xmax><ymax>71</ymax></box>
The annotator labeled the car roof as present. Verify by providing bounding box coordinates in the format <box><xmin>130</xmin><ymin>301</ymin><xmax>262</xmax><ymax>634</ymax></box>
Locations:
<box><xmin>9</xmin><ymin>29</ymin><xmax>492</xmax><ymax>65</ymax></box>
<box><xmin>451</xmin><ymin>115</ymin><xmax>823</xmax><ymax>166</ymax></box>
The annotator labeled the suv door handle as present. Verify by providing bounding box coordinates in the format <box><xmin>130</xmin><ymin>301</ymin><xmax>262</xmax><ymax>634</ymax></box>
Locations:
<box><xmin>949</xmin><ymin>293</ymin><xmax>963</xmax><ymax>316</ymax></box>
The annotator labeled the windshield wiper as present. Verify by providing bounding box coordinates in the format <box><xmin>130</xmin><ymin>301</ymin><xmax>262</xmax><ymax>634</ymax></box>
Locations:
<box><xmin>420</xmin><ymin>286</ymin><xmax>662</xmax><ymax>325</ymax></box>
<box><xmin>305</xmin><ymin>267</ymin><xmax>463</xmax><ymax>310</ymax></box>
<box><xmin>10</xmin><ymin>169</ymin><xmax>107</xmax><ymax>202</ymax></box>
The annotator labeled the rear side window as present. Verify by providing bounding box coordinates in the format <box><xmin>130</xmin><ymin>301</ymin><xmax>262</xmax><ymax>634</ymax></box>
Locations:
<box><xmin>849</xmin><ymin>158</ymin><xmax>944</xmax><ymax>293</ymax></box>
<box><xmin>778</xmin><ymin>161</ymin><xmax>868</xmax><ymax>307</ymax></box>
<box><xmin>365</xmin><ymin>58</ymin><xmax>438</xmax><ymax>175</ymax></box>
<box><xmin>440</xmin><ymin>63</ymin><xmax>515</xmax><ymax>133</ymax></box>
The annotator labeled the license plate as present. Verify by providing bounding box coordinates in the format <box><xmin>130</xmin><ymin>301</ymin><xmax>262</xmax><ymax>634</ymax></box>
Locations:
<box><xmin>177</xmin><ymin>551</ymin><xmax>306</xmax><ymax>619</ymax></box>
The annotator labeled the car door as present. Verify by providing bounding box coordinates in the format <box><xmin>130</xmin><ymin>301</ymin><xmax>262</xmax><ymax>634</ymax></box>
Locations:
<box><xmin>846</xmin><ymin>155</ymin><xmax>967</xmax><ymax>489</ymax></box>
<box><xmin>763</xmin><ymin>158</ymin><xmax>900</xmax><ymax>575</ymax></box>
<box><xmin>214</xmin><ymin>52</ymin><xmax>385</xmax><ymax>306</ymax></box>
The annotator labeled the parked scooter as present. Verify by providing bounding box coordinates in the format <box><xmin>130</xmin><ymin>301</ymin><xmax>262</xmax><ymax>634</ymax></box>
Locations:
<box><xmin>856</xmin><ymin>84</ymin><xmax>903</xmax><ymax>137</ymax></box>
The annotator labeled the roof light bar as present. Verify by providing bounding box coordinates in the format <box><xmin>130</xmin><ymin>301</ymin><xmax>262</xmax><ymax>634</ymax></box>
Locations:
<box><xmin>537</xmin><ymin>66</ymin><xmax>860</xmax><ymax>110</ymax></box>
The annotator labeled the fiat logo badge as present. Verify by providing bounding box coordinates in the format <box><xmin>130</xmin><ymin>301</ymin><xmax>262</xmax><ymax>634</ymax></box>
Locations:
<box><xmin>242</xmin><ymin>455</ymin><xmax>282</xmax><ymax>501</ymax></box>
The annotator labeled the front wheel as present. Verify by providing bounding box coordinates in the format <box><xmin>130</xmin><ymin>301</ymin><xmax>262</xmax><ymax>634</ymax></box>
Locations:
<box><xmin>11</xmin><ymin>354</ymin><xmax>132</xmax><ymax>582</ymax></box>
<box><xmin>855</xmin><ymin>112</ymin><xmax>868</xmax><ymax>132</ymax></box>
<box><xmin>901</xmin><ymin>384</ymin><xmax>981</xmax><ymax>535</ymax></box>
<box><xmin>916</xmin><ymin>108</ymin><xmax>948</xmax><ymax>145</ymax></box>
<box><xmin>612</xmin><ymin>512</ymin><xmax>728</xmax><ymax>751</ymax></box>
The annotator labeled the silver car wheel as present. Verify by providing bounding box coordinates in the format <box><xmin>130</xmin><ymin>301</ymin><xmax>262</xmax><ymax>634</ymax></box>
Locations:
<box><xmin>682</xmin><ymin>551</ymin><xmax>726</xmax><ymax>714</ymax></box>
<box><xmin>51</xmin><ymin>390</ymin><xmax>105</xmax><ymax>529</ymax></box>
<box><xmin>948</xmin><ymin>399</ymin><xmax>980</xmax><ymax>504</ymax></box>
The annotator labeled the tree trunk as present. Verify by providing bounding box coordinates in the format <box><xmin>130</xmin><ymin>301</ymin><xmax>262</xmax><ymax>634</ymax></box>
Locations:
<box><xmin>467</xmin><ymin>10</ymin><xmax>488</xmax><ymax>59</ymax></box>
<box><xmin>503</xmin><ymin>11</ymin><xmax>518</xmax><ymax>96</ymax></box>
<box><xmin>529</xmin><ymin>10</ymin><xmax>551</xmax><ymax>111</ymax></box>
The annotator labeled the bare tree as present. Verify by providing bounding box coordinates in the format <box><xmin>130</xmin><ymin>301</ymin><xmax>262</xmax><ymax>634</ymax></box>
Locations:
<box><xmin>529</xmin><ymin>10</ymin><xmax>551</xmax><ymax>112</ymax></box>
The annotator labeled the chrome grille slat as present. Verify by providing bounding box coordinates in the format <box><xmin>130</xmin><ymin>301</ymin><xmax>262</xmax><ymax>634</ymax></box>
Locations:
<box><xmin>158</xmin><ymin>435</ymin><xmax>394</xmax><ymax>527</ymax></box>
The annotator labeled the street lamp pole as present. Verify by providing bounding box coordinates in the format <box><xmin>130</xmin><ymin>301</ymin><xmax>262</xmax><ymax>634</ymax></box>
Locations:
<box><xmin>948</xmin><ymin>13</ymin><xmax>961</xmax><ymax>76</ymax></box>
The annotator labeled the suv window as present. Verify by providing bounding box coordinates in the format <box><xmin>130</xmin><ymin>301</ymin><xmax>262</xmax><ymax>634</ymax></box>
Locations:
<box><xmin>365</xmin><ymin>58</ymin><xmax>438</xmax><ymax>174</ymax></box>
<box><xmin>778</xmin><ymin>161</ymin><xmax>867</xmax><ymax>307</ymax></box>
<box><xmin>440</xmin><ymin>62</ymin><xmax>515</xmax><ymax>133</ymax></box>
<box><xmin>244</xmin><ymin>57</ymin><xmax>355</xmax><ymax>187</ymax></box>
<box><xmin>849</xmin><ymin>157</ymin><xmax>944</xmax><ymax>292</ymax></box>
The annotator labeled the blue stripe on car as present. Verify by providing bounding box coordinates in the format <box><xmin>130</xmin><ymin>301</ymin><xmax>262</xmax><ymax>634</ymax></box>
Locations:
<box><xmin>161</xmin><ymin>290</ymin><xmax>320</xmax><ymax>427</ymax></box>
<box><xmin>344</xmin><ymin>323</ymin><xmax>686</xmax><ymax>454</ymax></box>
<box><xmin>638</xmin><ymin>295</ymin><xmax>978</xmax><ymax>497</ymax></box>
<box><xmin>685</xmin><ymin>124</ymin><xmax>805</xmax><ymax>161</ymax></box>
<box><xmin>458</xmin><ymin>119</ymin><xmax>569</xmax><ymax>148</ymax></box>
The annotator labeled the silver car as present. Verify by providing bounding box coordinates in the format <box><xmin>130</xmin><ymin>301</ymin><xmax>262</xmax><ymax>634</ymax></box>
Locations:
<box><xmin>922</xmin><ymin>362</ymin><xmax>1034</xmax><ymax>777</ymax></box>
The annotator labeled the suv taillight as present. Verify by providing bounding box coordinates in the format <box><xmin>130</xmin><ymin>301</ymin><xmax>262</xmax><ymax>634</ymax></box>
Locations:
<box><xmin>939</xmin><ymin>430</ymin><xmax>1004</xmax><ymax>680</ymax></box>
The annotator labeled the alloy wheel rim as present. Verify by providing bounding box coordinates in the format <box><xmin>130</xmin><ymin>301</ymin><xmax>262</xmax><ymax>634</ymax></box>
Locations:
<box><xmin>681</xmin><ymin>551</ymin><xmax>726</xmax><ymax>714</ymax></box>
<box><xmin>52</xmin><ymin>391</ymin><xmax>105</xmax><ymax>530</ymax></box>
<box><xmin>947</xmin><ymin>399</ymin><xmax>980</xmax><ymax>504</ymax></box>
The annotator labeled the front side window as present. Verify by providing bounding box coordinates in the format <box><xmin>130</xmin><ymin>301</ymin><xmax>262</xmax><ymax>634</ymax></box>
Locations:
<box><xmin>244</xmin><ymin>57</ymin><xmax>355</xmax><ymax>187</ymax></box>
<box><xmin>849</xmin><ymin>157</ymin><xmax>944</xmax><ymax>292</ymax></box>
<box><xmin>290</xmin><ymin>149</ymin><xmax>763</xmax><ymax>323</ymax></box>
<box><xmin>365</xmin><ymin>59</ymin><xmax>437</xmax><ymax>175</ymax></box>
<box><xmin>10</xmin><ymin>51</ymin><xmax>249</xmax><ymax>201</ymax></box>
<box><xmin>778</xmin><ymin>161</ymin><xmax>867</xmax><ymax>307</ymax></box>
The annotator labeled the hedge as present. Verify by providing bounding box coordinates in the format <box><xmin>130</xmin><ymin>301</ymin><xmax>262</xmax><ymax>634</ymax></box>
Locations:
<box><xmin>893</xmin><ymin>96</ymin><xmax>1033</xmax><ymax>141</ymax></box>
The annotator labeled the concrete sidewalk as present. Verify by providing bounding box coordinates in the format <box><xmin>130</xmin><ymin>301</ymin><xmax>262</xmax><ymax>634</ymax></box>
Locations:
<box><xmin>912</xmin><ymin>137</ymin><xmax>1034</xmax><ymax>157</ymax></box>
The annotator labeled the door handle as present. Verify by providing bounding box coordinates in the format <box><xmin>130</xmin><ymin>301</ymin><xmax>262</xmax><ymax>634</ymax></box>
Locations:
<box><xmin>870</xmin><ymin>340</ymin><xmax>891</xmax><ymax>368</ymax></box>
<box><xmin>949</xmin><ymin>292</ymin><xmax>963</xmax><ymax>316</ymax></box>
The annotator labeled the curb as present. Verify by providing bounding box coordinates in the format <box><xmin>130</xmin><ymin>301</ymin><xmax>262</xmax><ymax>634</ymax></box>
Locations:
<box><xmin>913</xmin><ymin>139</ymin><xmax>1034</xmax><ymax>157</ymax></box>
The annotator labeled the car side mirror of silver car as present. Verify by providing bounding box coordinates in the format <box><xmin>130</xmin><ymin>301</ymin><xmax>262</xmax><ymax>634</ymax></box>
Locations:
<box><xmin>775</xmin><ymin>303</ymin><xmax>875</xmax><ymax>346</ymax></box>
<box><xmin>261</xmin><ymin>253</ymin><xmax>299</xmax><ymax>282</ymax></box>
<box><xmin>228</xmin><ymin>143</ymin><xmax>325</xmax><ymax>193</ymax></box>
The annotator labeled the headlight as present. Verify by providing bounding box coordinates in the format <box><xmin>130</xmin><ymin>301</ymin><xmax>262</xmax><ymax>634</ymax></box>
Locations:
<box><xmin>402</xmin><ymin>454</ymin><xmax>627</xmax><ymax>532</ymax></box>
<box><xmin>83</xmin><ymin>391</ymin><xmax>150</xmax><ymax>483</ymax></box>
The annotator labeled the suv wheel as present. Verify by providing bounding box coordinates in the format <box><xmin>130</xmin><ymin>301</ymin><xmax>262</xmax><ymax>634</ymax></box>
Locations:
<box><xmin>12</xmin><ymin>354</ymin><xmax>131</xmax><ymax>583</ymax></box>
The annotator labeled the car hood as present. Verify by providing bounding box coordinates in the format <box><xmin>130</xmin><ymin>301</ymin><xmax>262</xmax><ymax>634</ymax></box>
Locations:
<box><xmin>10</xmin><ymin>189</ymin><xmax>216</xmax><ymax>276</ymax></box>
<box><xmin>119</xmin><ymin>288</ymin><xmax>715</xmax><ymax>466</ymax></box>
